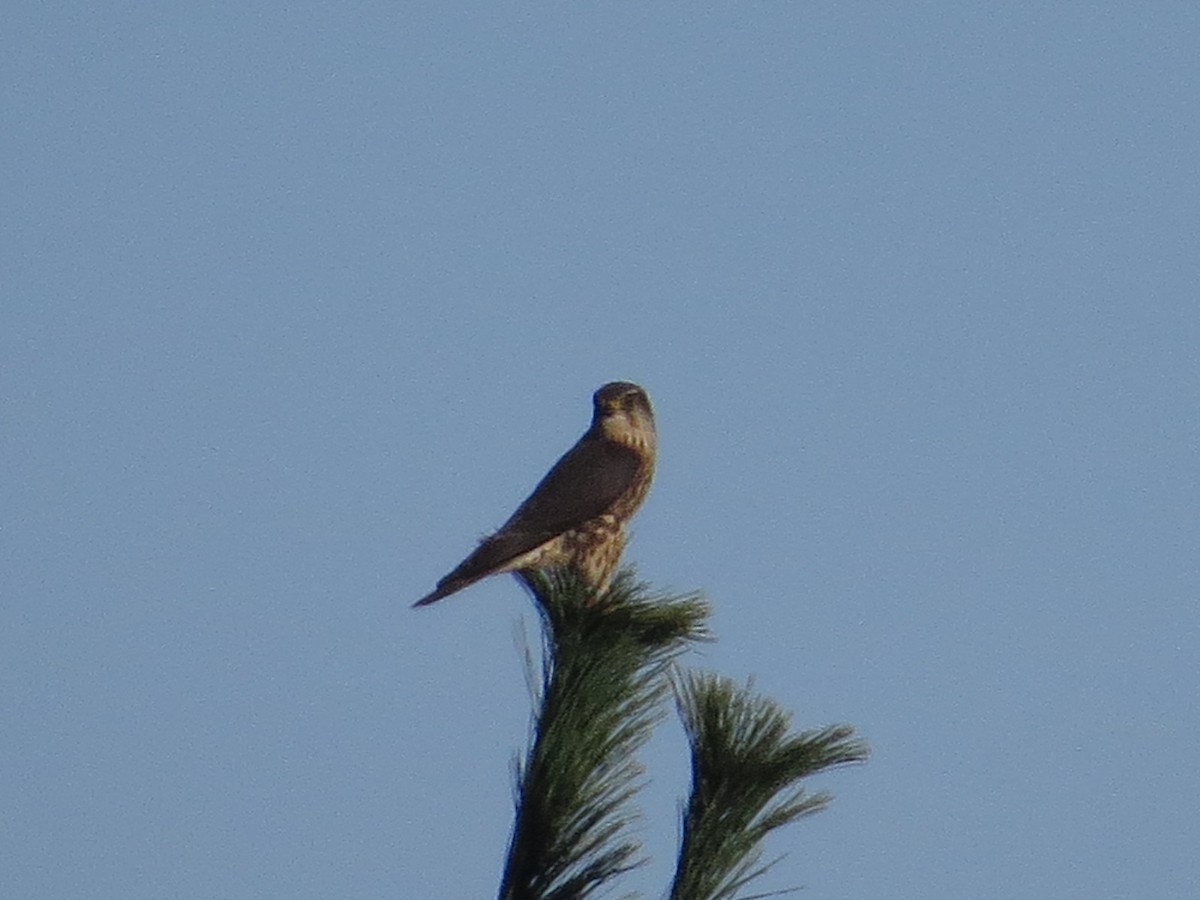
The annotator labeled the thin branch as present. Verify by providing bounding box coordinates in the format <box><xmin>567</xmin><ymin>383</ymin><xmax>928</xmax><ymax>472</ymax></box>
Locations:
<box><xmin>669</xmin><ymin>673</ymin><xmax>869</xmax><ymax>900</ymax></box>
<box><xmin>499</xmin><ymin>568</ymin><xmax>711</xmax><ymax>900</ymax></box>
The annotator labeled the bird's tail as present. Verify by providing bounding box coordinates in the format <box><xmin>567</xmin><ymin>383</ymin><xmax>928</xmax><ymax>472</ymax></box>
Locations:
<box><xmin>412</xmin><ymin>573</ymin><xmax>476</xmax><ymax>608</ymax></box>
<box><xmin>412</xmin><ymin>586</ymin><xmax>450</xmax><ymax>608</ymax></box>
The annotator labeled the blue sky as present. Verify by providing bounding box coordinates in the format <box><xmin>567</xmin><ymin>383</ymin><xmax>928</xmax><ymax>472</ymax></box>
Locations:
<box><xmin>4</xmin><ymin>4</ymin><xmax>1198</xmax><ymax>898</ymax></box>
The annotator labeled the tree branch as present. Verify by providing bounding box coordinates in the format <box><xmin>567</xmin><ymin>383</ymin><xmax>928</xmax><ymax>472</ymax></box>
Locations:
<box><xmin>498</xmin><ymin>567</ymin><xmax>711</xmax><ymax>900</ymax></box>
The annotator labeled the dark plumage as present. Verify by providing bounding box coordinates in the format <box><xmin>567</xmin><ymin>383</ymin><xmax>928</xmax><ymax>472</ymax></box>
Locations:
<box><xmin>414</xmin><ymin>382</ymin><xmax>656</xmax><ymax>608</ymax></box>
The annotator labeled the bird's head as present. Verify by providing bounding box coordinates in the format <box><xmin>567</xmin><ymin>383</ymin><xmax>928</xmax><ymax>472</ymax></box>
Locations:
<box><xmin>592</xmin><ymin>381</ymin><xmax>656</xmax><ymax>446</ymax></box>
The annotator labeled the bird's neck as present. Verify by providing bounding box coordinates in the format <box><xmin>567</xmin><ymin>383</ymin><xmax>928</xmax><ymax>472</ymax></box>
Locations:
<box><xmin>599</xmin><ymin>410</ymin><xmax>657</xmax><ymax>458</ymax></box>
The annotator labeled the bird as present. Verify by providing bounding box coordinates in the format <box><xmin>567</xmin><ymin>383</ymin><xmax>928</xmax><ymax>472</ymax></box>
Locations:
<box><xmin>413</xmin><ymin>381</ymin><xmax>657</xmax><ymax>608</ymax></box>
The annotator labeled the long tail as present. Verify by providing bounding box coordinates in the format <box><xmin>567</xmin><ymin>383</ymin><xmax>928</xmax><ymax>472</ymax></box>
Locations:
<box><xmin>414</xmin><ymin>531</ymin><xmax>545</xmax><ymax>608</ymax></box>
<box><xmin>412</xmin><ymin>573</ymin><xmax>476</xmax><ymax>608</ymax></box>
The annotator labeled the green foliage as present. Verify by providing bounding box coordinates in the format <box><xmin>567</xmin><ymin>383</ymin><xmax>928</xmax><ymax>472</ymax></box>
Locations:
<box><xmin>484</xmin><ymin>566</ymin><xmax>868</xmax><ymax>900</ymax></box>
<box><xmin>668</xmin><ymin>673</ymin><xmax>869</xmax><ymax>900</ymax></box>
<box><xmin>498</xmin><ymin>568</ymin><xmax>711</xmax><ymax>900</ymax></box>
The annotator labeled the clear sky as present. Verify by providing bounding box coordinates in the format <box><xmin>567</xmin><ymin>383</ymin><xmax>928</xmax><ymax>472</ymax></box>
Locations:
<box><xmin>4</xmin><ymin>4</ymin><xmax>1198</xmax><ymax>898</ymax></box>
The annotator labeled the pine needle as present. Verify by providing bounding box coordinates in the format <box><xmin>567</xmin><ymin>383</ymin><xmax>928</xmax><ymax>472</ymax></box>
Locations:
<box><xmin>668</xmin><ymin>673</ymin><xmax>869</xmax><ymax>900</ymax></box>
<box><xmin>499</xmin><ymin>568</ymin><xmax>711</xmax><ymax>900</ymax></box>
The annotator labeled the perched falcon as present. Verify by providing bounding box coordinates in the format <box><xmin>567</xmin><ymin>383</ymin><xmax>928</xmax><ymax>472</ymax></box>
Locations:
<box><xmin>413</xmin><ymin>381</ymin><xmax>656</xmax><ymax>608</ymax></box>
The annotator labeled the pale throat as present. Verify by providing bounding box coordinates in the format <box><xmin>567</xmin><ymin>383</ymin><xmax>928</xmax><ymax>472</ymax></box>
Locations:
<box><xmin>599</xmin><ymin>408</ymin><xmax>657</xmax><ymax>455</ymax></box>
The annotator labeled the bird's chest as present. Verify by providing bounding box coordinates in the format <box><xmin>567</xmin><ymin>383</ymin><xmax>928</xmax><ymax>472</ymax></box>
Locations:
<box><xmin>562</xmin><ymin>513</ymin><xmax>622</xmax><ymax>550</ymax></box>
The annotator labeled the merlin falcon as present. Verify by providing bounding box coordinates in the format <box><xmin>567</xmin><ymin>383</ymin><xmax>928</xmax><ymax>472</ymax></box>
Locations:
<box><xmin>413</xmin><ymin>381</ymin><xmax>656</xmax><ymax>607</ymax></box>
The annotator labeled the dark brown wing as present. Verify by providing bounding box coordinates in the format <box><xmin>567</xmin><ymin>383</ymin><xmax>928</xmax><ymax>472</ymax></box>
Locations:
<box><xmin>413</xmin><ymin>435</ymin><xmax>642</xmax><ymax>607</ymax></box>
<box><xmin>500</xmin><ymin>434</ymin><xmax>643</xmax><ymax>536</ymax></box>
